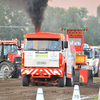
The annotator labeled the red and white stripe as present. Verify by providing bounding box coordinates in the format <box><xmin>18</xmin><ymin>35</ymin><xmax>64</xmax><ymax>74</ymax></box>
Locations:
<box><xmin>27</xmin><ymin>69</ymin><xmax>34</xmax><ymax>74</ymax></box>
<box><xmin>21</xmin><ymin>68</ymin><xmax>62</xmax><ymax>76</ymax></box>
<box><xmin>32</xmin><ymin>69</ymin><xmax>38</xmax><ymax>74</ymax></box>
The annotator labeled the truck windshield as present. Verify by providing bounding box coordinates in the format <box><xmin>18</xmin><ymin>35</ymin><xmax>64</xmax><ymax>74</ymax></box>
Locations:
<box><xmin>84</xmin><ymin>49</ymin><xmax>92</xmax><ymax>59</ymax></box>
<box><xmin>69</xmin><ymin>38</ymin><xmax>81</xmax><ymax>46</ymax></box>
<box><xmin>24</xmin><ymin>39</ymin><xmax>61</xmax><ymax>51</ymax></box>
<box><xmin>4</xmin><ymin>45</ymin><xmax>17</xmax><ymax>55</ymax></box>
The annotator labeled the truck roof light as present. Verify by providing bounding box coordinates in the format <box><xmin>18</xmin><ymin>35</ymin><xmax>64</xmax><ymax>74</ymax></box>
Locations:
<box><xmin>61</xmin><ymin>27</ymin><xmax>63</xmax><ymax>30</ymax></box>
<box><xmin>68</xmin><ymin>30</ymin><xmax>82</xmax><ymax>36</ymax></box>
<box><xmin>83</xmin><ymin>27</ymin><xmax>88</xmax><ymax>31</ymax></box>
<box><xmin>89</xmin><ymin>45</ymin><xmax>91</xmax><ymax>48</ymax></box>
<box><xmin>61</xmin><ymin>27</ymin><xmax>66</xmax><ymax>31</ymax></box>
<box><xmin>86</xmin><ymin>27</ymin><xmax>88</xmax><ymax>31</ymax></box>
<box><xmin>83</xmin><ymin>27</ymin><xmax>85</xmax><ymax>31</ymax></box>
<box><xmin>64</xmin><ymin>27</ymin><xmax>66</xmax><ymax>30</ymax></box>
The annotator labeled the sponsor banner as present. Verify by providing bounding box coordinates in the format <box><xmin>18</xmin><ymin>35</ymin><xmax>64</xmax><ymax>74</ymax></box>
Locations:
<box><xmin>84</xmin><ymin>44</ymin><xmax>89</xmax><ymax>48</ymax></box>
<box><xmin>35</xmin><ymin>54</ymin><xmax>48</xmax><ymax>58</ymax></box>
<box><xmin>25</xmin><ymin>52</ymin><xmax>35</xmax><ymax>58</ymax></box>
<box><xmin>48</xmin><ymin>52</ymin><xmax>59</xmax><ymax>59</ymax></box>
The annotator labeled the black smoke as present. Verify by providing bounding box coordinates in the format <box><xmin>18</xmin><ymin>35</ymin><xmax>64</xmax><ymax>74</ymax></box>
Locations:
<box><xmin>26</xmin><ymin>0</ymin><xmax>48</xmax><ymax>32</ymax></box>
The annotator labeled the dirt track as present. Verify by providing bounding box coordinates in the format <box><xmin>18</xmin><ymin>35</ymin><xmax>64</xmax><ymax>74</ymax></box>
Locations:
<box><xmin>0</xmin><ymin>77</ymin><xmax>100</xmax><ymax>100</ymax></box>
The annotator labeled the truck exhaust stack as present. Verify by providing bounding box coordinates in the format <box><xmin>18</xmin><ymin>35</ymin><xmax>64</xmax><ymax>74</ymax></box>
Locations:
<box><xmin>36</xmin><ymin>25</ymin><xmax>40</xmax><ymax>33</ymax></box>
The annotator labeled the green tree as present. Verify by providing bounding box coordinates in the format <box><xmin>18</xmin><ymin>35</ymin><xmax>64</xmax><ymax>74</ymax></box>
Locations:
<box><xmin>78</xmin><ymin>7</ymin><xmax>88</xmax><ymax>19</ymax></box>
<box><xmin>97</xmin><ymin>5</ymin><xmax>100</xmax><ymax>18</ymax></box>
<box><xmin>0</xmin><ymin>2</ymin><xmax>34</xmax><ymax>40</ymax></box>
<box><xmin>84</xmin><ymin>16</ymin><xmax>100</xmax><ymax>45</ymax></box>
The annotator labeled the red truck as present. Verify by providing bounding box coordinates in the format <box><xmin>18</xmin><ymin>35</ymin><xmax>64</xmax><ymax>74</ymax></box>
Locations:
<box><xmin>21</xmin><ymin>32</ymin><xmax>76</xmax><ymax>87</ymax></box>
<box><xmin>65</xmin><ymin>28</ymin><xmax>93</xmax><ymax>85</ymax></box>
<box><xmin>0</xmin><ymin>40</ymin><xmax>22</xmax><ymax>78</ymax></box>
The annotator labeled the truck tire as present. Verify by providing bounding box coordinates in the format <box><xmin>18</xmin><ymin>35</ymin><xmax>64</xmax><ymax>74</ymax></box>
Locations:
<box><xmin>0</xmin><ymin>61</ymin><xmax>14</xmax><ymax>71</ymax></box>
<box><xmin>66</xmin><ymin>74</ymin><xmax>74</xmax><ymax>86</ymax></box>
<box><xmin>66</xmin><ymin>68</ymin><xmax>74</xmax><ymax>86</ymax></box>
<box><xmin>58</xmin><ymin>72</ymin><xmax>66</xmax><ymax>87</ymax></box>
<box><xmin>66</xmin><ymin>78</ymin><xmax>71</xmax><ymax>86</ymax></box>
<box><xmin>87</xmin><ymin>70</ymin><xmax>93</xmax><ymax>86</ymax></box>
<box><xmin>22</xmin><ymin>76</ymin><xmax>29</xmax><ymax>86</ymax></box>
<box><xmin>0</xmin><ymin>61</ymin><xmax>14</xmax><ymax>78</ymax></box>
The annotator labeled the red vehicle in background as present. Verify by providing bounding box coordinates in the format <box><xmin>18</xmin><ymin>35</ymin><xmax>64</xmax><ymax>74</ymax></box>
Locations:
<box><xmin>0</xmin><ymin>40</ymin><xmax>22</xmax><ymax>78</ymax></box>
<box><xmin>65</xmin><ymin>28</ymin><xmax>93</xmax><ymax>85</ymax></box>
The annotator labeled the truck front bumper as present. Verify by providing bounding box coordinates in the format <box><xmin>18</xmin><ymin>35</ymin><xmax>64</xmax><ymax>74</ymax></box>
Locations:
<box><xmin>21</xmin><ymin>67</ymin><xmax>63</xmax><ymax>78</ymax></box>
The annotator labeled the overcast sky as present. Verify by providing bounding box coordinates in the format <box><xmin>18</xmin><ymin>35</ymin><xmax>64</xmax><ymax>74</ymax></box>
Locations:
<box><xmin>48</xmin><ymin>0</ymin><xmax>100</xmax><ymax>16</ymax></box>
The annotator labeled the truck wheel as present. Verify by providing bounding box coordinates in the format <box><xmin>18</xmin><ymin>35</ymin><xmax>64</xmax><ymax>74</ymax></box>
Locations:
<box><xmin>0</xmin><ymin>62</ymin><xmax>14</xmax><ymax>78</ymax></box>
<box><xmin>22</xmin><ymin>76</ymin><xmax>29</xmax><ymax>86</ymax></box>
<box><xmin>66</xmin><ymin>70</ymin><xmax>74</xmax><ymax>86</ymax></box>
<box><xmin>58</xmin><ymin>72</ymin><xmax>66</xmax><ymax>87</ymax></box>
<box><xmin>88</xmin><ymin>70</ymin><xmax>93</xmax><ymax>86</ymax></box>
<box><xmin>0</xmin><ymin>61</ymin><xmax>14</xmax><ymax>71</ymax></box>
<box><xmin>66</xmin><ymin>77</ymin><xmax>74</xmax><ymax>86</ymax></box>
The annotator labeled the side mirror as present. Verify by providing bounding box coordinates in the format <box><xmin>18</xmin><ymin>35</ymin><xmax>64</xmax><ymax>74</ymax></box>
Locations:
<box><xmin>95</xmin><ymin>55</ymin><xmax>99</xmax><ymax>58</ymax></box>
<box><xmin>65</xmin><ymin>41</ymin><xmax>68</xmax><ymax>48</ymax></box>
<box><xmin>17</xmin><ymin>40</ymin><xmax>21</xmax><ymax>50</ymax></box>
<box><xmin>95</xmin><ymin>51</ymin><xmax>99</xmax><ymax>58</ymax></box>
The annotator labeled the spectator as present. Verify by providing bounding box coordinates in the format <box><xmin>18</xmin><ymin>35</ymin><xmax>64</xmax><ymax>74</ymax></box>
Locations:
<box><xmin>51</xmin><ymin>41</ymin><xmax>59</xmax><ymax>50</ymax></box>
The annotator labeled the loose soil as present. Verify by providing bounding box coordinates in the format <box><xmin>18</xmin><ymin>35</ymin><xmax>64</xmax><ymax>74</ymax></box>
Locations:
<box><xmin>0</xmin><ymin>77</ymin><xmax>100</xmax><ymax>100</ymax></box>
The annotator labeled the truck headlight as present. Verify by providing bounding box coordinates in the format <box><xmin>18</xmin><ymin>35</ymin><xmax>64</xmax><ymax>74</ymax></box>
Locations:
<box><xmin>25</xmin><ymin>69</ymin><xmax>30</xmax><ymax>74</ymax></box>
<box><xmin>53</xmin><ymin>70</ymin><xmax>58</xmax><ymax>74</ymax></box>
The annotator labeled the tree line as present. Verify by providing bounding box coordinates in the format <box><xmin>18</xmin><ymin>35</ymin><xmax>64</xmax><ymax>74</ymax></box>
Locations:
<box><xmin>0</xmin><ymin>2</ymin><xmax>100</xmax><ymax>46</ymax></box>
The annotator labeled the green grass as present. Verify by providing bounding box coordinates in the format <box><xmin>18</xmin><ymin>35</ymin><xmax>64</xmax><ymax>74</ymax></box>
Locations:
<box><xmin>89</xmin><ymin>97</ymin><xmax>98</xmax><ymax>100</ymax></box>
